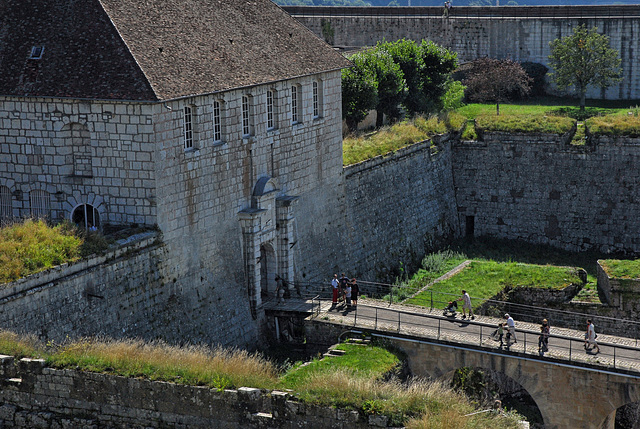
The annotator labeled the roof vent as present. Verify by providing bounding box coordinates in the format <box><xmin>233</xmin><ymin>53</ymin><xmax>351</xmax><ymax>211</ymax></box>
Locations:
<box><xmin>30</xmin><ymin>46</ymin><xmax>44</xmax><ymax>59</ymax></box>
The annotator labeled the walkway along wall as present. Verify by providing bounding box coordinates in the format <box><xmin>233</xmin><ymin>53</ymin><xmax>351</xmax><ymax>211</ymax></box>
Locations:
<box><xmin>285</xmin><ymin>5</ymin><xmax>640</xmax><ymax>100</ymax></box>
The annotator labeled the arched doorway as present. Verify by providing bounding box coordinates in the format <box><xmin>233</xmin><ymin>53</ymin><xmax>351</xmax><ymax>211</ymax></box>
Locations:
<box><xmin>260</xmin><ymin>243</ymin><xmax>277</xmax><ymax>300</ymax></box>
<box><xmin>72</xmin><ymin>204</ymin><xmax>100</xmax><ymax>230</ymax></box>
<box><xmin>444</xmin><ymin>367</ymin><xmax>543</xmax><ymax>428</ymax></box>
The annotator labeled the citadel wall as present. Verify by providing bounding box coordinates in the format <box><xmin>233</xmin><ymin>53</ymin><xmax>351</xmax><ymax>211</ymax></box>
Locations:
<box><xmin>285</xmin><ymin>6</ymin><xmax>640</xmax><ymax>100</ymax></box>
<box><xmin>452</xmin><ymin>132</ymin><xmax>640</xmax><ymax>254</ymax></box>
<box><xmin>0</xmin><ymin>356</ymin><xmax>391</xmax><ymax>428</ymax></box>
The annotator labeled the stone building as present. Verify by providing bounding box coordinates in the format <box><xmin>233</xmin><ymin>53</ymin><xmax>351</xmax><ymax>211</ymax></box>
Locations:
<box><xmin>0</xmin><ymin>0</ymin><xmax>350</xmax><ymax>347</ymax></box>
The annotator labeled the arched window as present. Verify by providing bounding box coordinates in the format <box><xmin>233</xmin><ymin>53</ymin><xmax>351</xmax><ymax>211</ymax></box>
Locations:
<box><xmin>30</xmin><ymin>189</ymin><xmax>50</xmax><ymax>218</ymax></box>
<box><xmin>0</xmin><ymin>186</ymin><xmax>12</xmax><ymax>223</ymax></box>
<box><xmin>72</xmin><ymin>204</ymin><xmax>100</xmax><ymax>230</ymax></box>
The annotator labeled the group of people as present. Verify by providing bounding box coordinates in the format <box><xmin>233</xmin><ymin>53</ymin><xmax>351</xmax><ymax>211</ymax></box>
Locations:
<box><xmin>331</xmin><ymin>273</ymin><xmax>359</xmax><ymax>309</ymax></box>
<box><xmin>491</xmin><ymin>314</ymin><xmax>600</xmax><ymax>354</ymax></box>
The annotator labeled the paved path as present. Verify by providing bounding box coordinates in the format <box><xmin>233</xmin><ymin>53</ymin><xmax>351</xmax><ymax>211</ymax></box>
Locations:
<box><xmin>315</xmin><ymin>298</ymin><xmax>640</xmax><ymax>373</ymax></box>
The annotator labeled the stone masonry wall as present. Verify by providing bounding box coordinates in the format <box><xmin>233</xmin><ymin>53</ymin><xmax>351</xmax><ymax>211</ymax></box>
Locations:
<box><xmin>453</xmin><ymin>132</ymin><xmax>640</xmax><ymax>254</ymax></box>
<box><xmin>287</xmin><ymin>6</ymin><xmax>640</xmax><ymax>100</ymax></box>
<box><xmin>0</xmin><ymin>356</ymin><xmax>392</xmax><ymax>428</ymax></box>
<box><xmin>341</xmin><ymin>135</ymin><xmax>460</xmax><ymax>286</ymax></box>
<box><xmin>0</xmin><ymin>97</ymin><xmax>157</xmax><ymax>226</ymax></box>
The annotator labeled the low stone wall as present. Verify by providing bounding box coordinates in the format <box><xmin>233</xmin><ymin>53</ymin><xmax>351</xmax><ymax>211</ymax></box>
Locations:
<box><xmin>0</xmin><ymin>355</ymin><xmax>391</xmax><ymax>428</ymax></box>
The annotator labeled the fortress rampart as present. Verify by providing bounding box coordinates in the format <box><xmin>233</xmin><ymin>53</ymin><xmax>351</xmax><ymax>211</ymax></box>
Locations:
<box><xmin>285</xmin><ymin>5</ymin><xmax>640</xmax><ymax>100</ymax></box>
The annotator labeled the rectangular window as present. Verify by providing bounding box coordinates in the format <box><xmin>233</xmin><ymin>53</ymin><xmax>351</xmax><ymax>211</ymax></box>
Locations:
<box><xmin>184</xmin><ymin>106</ymin><xmax>194</xmax><ymax>149</ymax></box>
<box><xmin>30</xmin><ymin>190</ymin><xmax>50</xmax><ymax>218</ymax></box>
<box><xmin>266</xmin><ymin>90</ymin><xmax>275</xmax><ymax>130</ymax></box>
<box><xmin>313</xmin><ymin>81</ymin><xmax>319</xmax><ymax>118</ymax></box>
<box><xmin>213</xmin><ymin>100</ymin><xmax>222</xmax><ymax>142</ymax></box>
<box><xmin>291</xmin><ymin>85</ymin><xmax>299</xmax><ymax>124</ymax></box>
<box><xmin>242</xmin><ymin>95</ymin><xmax>250</xmax><ymax>137</ymax></box>
<box><xmin>0</xmin><ymin>186</ymin><xmax>12</xmax><ymax>221</ymax></box>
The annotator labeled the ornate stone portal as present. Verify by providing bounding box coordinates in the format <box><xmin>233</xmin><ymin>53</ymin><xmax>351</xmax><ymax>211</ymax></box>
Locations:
<box><xmin>239</xmin><ymin>177</ymin><xmax>298</xmax><ymax>319</ymax></box>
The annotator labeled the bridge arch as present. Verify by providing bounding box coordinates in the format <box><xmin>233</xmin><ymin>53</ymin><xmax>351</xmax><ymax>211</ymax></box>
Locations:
<box><xmin>380</xmin><ymin>335</ymin><xmax>640</xmax><ymax>429</ymax></box>
<box><xmin>440</xmin><ymin>366</ymin><xmax>544</xmax><ymax>427</ymax></box>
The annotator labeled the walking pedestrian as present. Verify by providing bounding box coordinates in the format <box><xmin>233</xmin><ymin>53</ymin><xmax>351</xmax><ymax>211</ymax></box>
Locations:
<box><xmin>331</xmin><ymin>274</ymin><xmax>339</xmax><ymax>305</ymax></box>
<box><xmin>538</xmin><ymin>319</ymin><xmax>550</xmax><ymax>352</ymax></box>
<box><xmin>584</xmin><ymin>319</ymin><xmax>600</xmax><ymax>353</ymax></box>
<box><xmin>351</xmin><ymin>278</ymin><xmax>359</xmax><ymax>308</ymax></box>
<box><xmin>505</xmin><ymin>313</ymin><xmax>517</xmax><ymax>344</ymax></box>
<box><xmin>458</xmin><ymin>290</ymin><xmax>474</xmax><ymax>320</ymax></box>
<box><xmin>345</xmin><ymin>282</ymin><xmax>352</xmax><ymax>308</ymax></box>
<box><xmin>496</xmin><ymin>322</ymin><xmax>505</xmax><ymax>348</ymax></box>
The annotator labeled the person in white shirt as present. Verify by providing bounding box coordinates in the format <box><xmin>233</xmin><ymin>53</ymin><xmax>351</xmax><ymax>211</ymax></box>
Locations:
<box><xmin>505</xmin><ymin>313</ymin><xmax>516</xmax><ymax>344</ymax></box>
<box><xmin>584</xmin><ymin>319</ymin><xmax>600</xmax><ymax>353</ymax></box>
<box><xmin>331</xmin><ymin>274</ymin><xmax>339</xmax><ymax>305</ymax></box>
<box><xmin>458</xmin><ymin>290</ymin><xmax>474</xmax><ymax>320</ymax></box>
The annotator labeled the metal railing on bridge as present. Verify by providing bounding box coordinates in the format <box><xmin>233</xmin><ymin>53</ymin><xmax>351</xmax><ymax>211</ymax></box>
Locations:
<box><xmin>317</xmin><ymin>301</ymin><xmax>640</xmax><ymax>374</ymax></box>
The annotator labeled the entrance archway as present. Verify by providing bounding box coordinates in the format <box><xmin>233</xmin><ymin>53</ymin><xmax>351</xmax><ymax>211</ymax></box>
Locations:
<box><xmin>72</xmin><ymin>203</ymin><xmax>100</xmax><ymax>230</ymax></box>
<box><xmin>260</xmin><ymin>243</ymin><xmax>277</xmax><ymax>299</ymax></box>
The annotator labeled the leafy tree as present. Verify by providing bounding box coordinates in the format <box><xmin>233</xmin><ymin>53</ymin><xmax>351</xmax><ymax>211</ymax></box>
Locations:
<box><xmin>462</xmin><ymin>58</ymin><xmax>531</xmax><ymax>115</ymax></box>
<box><xmin>365</xmin><ymin>49</ymin><xmax>406</xmax><ymax>127</ymax></box>
<box><xmin>548</xmin><ymin>25</ymin><xmax>622</xmax><ymax>113</ymax></box>
<box><xmin>342</xmin><ymin>52</ymin><xmax>378</xmax><ymax>132</ymax></box>
<box><xmin>419</xmin><ymin>40</ymin><xmax>458</xmax><ymax>113</ymax></box>
<box><xmin>377</xmin><ymin>39</ymin><xmax>458</xmax><ymax>116</ymax></box>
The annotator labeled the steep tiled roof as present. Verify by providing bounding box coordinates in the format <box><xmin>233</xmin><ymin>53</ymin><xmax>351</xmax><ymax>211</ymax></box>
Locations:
<box><xmin>0</xmin><ymin>0</ymin><xmax>350</xmax><ymax>101</ymax></box>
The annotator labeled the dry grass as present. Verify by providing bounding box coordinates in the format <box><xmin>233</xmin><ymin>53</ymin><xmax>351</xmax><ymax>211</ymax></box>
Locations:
<box><xmin>586</xmin><ymin>111</ymin><xmax>640</xmax><ymax>137</ymax></box>
<box><xmin>343</xmin><ymin>113</ymin><xmax>465</xmax><ymax>166</ymax></box>
<box><xmin>475</xmin><ymin>113</ymin><xmax>575</xmax><ymax>135</ymax></box>
<box><xmin>49</xmin><ymin>338</ymin><xmax>279</xmax><ymax>390</ymax></box>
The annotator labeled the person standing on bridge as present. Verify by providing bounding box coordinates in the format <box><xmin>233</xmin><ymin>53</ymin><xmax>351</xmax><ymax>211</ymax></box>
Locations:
<box><xmin>458</xmin><ymin>290</ymin><xmax>474</xmax><ymax>320</ymax></box>
<box><xmin>339</xmin><ymin>273</ymin><xmax>350</xmax><ymax>303</ymax></box>
<box><xmin>331</xmin><ymin>274</ymin><xmax>339</xmax><ymax>306</ymax></box>
<box><xmin>351</xmin><ymin>278</ymin><xmax>359</xmax><ymax>308</ymax></box>
<box><xmin>538</xmin><ymin>319</ymin><xmax>550</xmax><ymax>353</ymax></box>
<box><xmin>584</xmin><ymin>319</ymin><xmax>600</xmax><ymax>353</ymax></box>
<box><xmin>505</xmin><ymin>314</ymin><xmax>517</xmax><ymax>344</ymax></box>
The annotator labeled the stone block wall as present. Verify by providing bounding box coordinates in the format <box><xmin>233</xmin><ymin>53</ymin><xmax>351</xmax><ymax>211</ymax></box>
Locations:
<box><xmin>0</xmin><ymin>97</ymin><xmax>157</xmax><ymax>226</ymax></box>
<box><xmin>341</xmin><ymin>135</ymin><xmax>460</xmax><ymax>285</ymax></box>
<box><xmin>453</xmin><ymin>132</ymin><xmax>640</xmax><ymax>254</ymax></box>
<box><xmin>0</xmin><ymin>355</ymin><xmax>392</xmax><ymax>428</ymax></box>
<box><xmin>287</xmin><ymin>6</ymin><xmax>640</xmax><ymax>100</ymax></box>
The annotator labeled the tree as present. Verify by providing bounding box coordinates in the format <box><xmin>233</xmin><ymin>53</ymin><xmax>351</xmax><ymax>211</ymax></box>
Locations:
<box><xmin>462</xmin><ymin>58</ymin><xmax>531</xmax><ymax>115</ymax></box>
<box><xmin>342</xmin><ymin>52</ymin><xmax>378</xmax><ymax>132</ymax></box>
<box><xmin>377</xmin><ymin>39</ymin><xmax>458</xmax><ymax>116</ymax></box>
<box><xmin>548</xmin><ymin>25</ymin><xmax>622</xmax><ymax>113</ymax></box>
<box><xmin>365</xmin><ymin>48</ymin><xmax>406</xmax><ymax>127</ymax></box>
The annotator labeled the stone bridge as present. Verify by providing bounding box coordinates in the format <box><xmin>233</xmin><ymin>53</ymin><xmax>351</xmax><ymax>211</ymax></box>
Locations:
<box><xmin>302</xmin><ymin>302</ymin><xmax>640</xmax><ymax>429</ymax></box>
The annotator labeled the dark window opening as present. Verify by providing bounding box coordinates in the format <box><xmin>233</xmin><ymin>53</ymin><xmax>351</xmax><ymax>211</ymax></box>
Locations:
<box><xmin>465</xmin><ymin>215</ymin><xmax>475</xmax><ymax>237</ymax></box>
<box><xmin>72</xmin><ymin>204</ymin><xmax>100</xmax><ymax>231</ymax></box>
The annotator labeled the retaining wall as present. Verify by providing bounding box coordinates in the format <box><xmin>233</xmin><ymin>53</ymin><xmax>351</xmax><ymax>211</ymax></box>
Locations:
<box><xmin>0</xmin><ymin>355</ymin><xmax>392</xmax><ymax>428</ymax></box>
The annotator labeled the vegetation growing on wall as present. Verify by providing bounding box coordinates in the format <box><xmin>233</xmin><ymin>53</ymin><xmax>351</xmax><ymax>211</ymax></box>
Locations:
<box><xmin>0</xmin><ymin>331</ymin><xmax>524</xmax><ymax>428</ymax></box>
<box><xmin>474</xmin><ymin>113</ymin><xmax>575</xmax><ymax>134</ymax></box>
<box><xmin>586</xmin><ymin>111</ymin><xmax>640</xmax><ymax>137</ymax></box>
<box><xmin>599</xmin><ymin>259</ymin><xmax>640</xmax><ymax>279</ymax></box>
<box><xmin>343</xmin><ymin>113</ymin><xmax>465</xmax><ymax>165</ymax></box>
<box><xmin>0</xmin><ymin>219</ymin><xmax>113</xmax><ymax>285</ymax></box>
<box><xmin>0</xmin><ymin>220</ymin><xmax>82</xmax><ymax>284</ymax></box>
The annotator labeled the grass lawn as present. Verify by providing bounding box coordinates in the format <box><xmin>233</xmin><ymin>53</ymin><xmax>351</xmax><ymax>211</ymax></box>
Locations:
<box><xmin>405</xmin><ymin>260</ymin><xmax>583</xmax><ymax>310</ymax></box>
<box><xmin>395</xmin><ymin>237</ymin><xmax>609</xmax><ymax>307</ymax></box>
<box><xmin>599</xmin><ymin>259</ymin><xmax>640</xmax><ymax>279</ymax></box>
